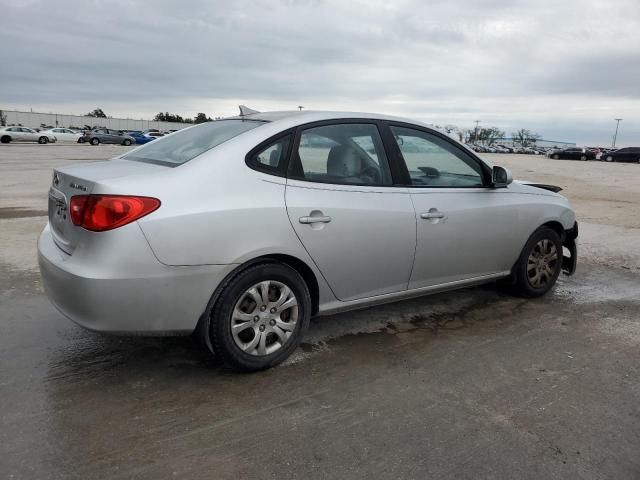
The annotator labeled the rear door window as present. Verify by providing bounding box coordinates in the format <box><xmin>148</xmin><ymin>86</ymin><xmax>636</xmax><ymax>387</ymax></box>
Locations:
<box><xmin>290</xmin><ymin>123</ymin><xmax>392</xmax><ymax>186</ymax></box>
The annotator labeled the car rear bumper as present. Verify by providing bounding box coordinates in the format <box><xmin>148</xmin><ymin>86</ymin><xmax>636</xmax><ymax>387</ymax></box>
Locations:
<box><xmin>38</xmin><ymin>223</ymin><xmax>233</xmax><ymax>335</ymax></box>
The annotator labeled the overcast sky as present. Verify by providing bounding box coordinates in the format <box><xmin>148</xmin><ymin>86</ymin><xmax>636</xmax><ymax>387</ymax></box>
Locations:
<box><xmin>1</xmin><ymin>0</ymin><xmax>639</xmax><ymax>145</ymax></box>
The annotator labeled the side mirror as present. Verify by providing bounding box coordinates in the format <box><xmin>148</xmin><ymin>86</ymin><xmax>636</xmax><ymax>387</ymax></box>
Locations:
<box><xmin>492</xmin><ymin>166</ymin><xmax>513</xmax><ymax>188</ymax></box>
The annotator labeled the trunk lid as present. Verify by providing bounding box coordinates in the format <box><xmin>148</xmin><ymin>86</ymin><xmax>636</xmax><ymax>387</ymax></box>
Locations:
<box><xmin>48</xmin><ymin>159</ymin><xmax>166</xmax><ymax>254</ymax></box>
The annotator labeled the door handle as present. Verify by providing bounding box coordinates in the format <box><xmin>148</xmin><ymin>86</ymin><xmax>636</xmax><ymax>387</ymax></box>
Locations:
<box><xmin>299</xmin><ymin>215</ymin><xmax>332</xmax><ymax>224</ymax></box>
<box><xmin>420</xmin><ymin>212</ymin><xmax>445</xmax><ymax>219</ymax></box>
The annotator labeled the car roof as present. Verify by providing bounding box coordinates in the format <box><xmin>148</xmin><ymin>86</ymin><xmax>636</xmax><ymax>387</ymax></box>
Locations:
<box><xmin>228</xmin><ymin>110</ymin><xmax>434</xmax><ymax>129</ymax></box>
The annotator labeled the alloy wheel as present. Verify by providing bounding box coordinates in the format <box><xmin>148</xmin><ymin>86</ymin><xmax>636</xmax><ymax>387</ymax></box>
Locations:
<box><xmin>230</xmin><ymin>280</ymin><xmax>298</xmax><ymax>356</ymax></box>
<box><xmin>527</xmin><ymin>239</ymin><xmax>559</xmax><ymax>288</ymax></box>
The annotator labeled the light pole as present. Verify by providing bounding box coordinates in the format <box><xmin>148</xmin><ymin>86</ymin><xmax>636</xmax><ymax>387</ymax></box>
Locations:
<box><xmin>298</xmin><ymin>106</ymin><xmax>304</xmax><ymax>111</ymax></box>
<box><xmin>612</xmin><ymin>118</ymin><xmax>623</xmax><ymax>147</ymax></box>
<box><xmin>473</xmin><ymin>120</ymin><xmax>481</xmax><ymax>144</ymax></box>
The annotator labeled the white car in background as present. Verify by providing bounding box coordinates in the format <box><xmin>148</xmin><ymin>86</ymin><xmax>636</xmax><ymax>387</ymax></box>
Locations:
<box><xmin>0</xmin><ymin>126</ymin><xmax>57</xmax><ymax>144</ymax></box>
<box><xmin>40</xmin><ymin>128</ymin><xmax>82</xmax><ymax>143</ymax></box>
<box><xmin>144</xmin><ymin>131</ymin><xmax>165</xmax><ymax>138</ymax></box>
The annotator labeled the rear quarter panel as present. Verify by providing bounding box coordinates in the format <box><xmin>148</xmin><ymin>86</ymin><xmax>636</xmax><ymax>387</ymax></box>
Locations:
<box><xmin>128</xmin><ymin>137</ymin><xmax>315</xmax><ymax>268</ymax></box>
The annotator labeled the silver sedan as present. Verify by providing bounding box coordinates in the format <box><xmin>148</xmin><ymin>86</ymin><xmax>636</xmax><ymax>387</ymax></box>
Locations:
<box><xmin>38</xmin><ymin>110</ymin><xmax>578</xmax><ymax>371</ymax></box>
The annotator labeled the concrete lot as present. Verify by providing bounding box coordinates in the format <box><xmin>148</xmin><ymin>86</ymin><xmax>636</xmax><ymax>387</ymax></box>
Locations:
<box><xmin>1</xmin><ymin>144</ymin><xmax>639</xmax><ymax>479</ymax></box>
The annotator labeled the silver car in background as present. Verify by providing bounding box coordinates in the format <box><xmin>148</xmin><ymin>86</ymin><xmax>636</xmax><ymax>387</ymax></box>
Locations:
<box><xmin>38</xmin><ymin>110</ymin><xmax>578</xmax><ymax>371</ymax></box>
<box><xmin>1</xmin><ymin>126</ymin><xmax>57</xmax><ymax>144</ymax></box>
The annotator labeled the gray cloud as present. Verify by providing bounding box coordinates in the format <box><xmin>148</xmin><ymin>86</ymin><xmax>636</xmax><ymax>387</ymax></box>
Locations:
<box><xmin>1</xmin><ymin>0</ymin><xmax>639</xmax><ymax>145</ymax></box>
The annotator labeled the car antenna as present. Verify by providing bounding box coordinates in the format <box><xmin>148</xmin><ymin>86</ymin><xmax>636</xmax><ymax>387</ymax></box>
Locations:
<box><xmin>238</xmin><ymin>105</ymin><xmax>260</xmax><ymax>117</ymax></box>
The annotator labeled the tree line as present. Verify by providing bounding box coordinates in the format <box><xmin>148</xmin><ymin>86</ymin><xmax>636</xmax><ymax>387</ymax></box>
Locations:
<box><xmin>440</xmin><ymin>125</ymin><xmax>542</xmax><ymax>147</ymax></box>
<box><xmin>85</xmin><ymin>108</ymin><xmax>214</xmax><ymax>124</ymax></box>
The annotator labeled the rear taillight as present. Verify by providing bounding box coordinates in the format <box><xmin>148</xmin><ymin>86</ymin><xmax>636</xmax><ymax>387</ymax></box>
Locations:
<box><xmin>69</xmin><ymin>195</ymin><xmax>160</xmax><ymax>232</ymax></box>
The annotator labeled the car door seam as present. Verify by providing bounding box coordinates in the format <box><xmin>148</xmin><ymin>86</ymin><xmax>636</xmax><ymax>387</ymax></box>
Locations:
<box><xmin>406</xmin><ymin>191</ymin><xmax>419</xmax><ymax>290</ymax></box>
<box><xmin>283</xmin><ymin>181</ymin><xmax>342</xmax><ymax>302</ymax></box>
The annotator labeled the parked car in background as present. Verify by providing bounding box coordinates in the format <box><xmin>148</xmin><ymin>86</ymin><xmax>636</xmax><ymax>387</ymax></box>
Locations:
<box><xmin>127</xmin><ymin>132</ymin><xmax>156</xmax><ymax>145</ymax></box>
<box><xmin>548</xmin><ymin>147</ymin><xmax>595</xmax><ymax>161</ymax></box>
<box><xmin>144</xmin><ymin>131</ymin><xmax>165</xmax><ymax>138</ymax></box>
<box><xmin>601</xmin><ymin>147</ymin><xmax>640</xmax><ymax>163</ymax></box>
<box><xmin>38</xmin><ymin>110</ymin><xmax>578</xmax><ymax>371</ymax></box>
<box><xmin>0</xmin><ymin>126</ymin><xmax>57</xmax><ymax>144</ymax></box>
<box><xmin>82</xmin><ymin>129</ymin><xmax>135</xmax><ymax>146</ymax></box>
<box><xmin>40</xmin><ymin>128</ymin><xmax>82</xmax><ymax>143</ymax></box>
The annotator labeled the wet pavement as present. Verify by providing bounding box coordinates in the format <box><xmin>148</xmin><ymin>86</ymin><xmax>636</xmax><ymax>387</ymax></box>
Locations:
<box><xmin>1</xmin><ymin>145</ymin><xmax>639</xmax><ymax>479</ymax></box>
<box><xmin>1</xmin><ymin>262</ymin><xmax>639</xmax><ymax>479</ymax></box>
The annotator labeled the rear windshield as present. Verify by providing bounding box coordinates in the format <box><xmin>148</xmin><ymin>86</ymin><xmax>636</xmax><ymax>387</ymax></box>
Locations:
<box><xmin>122</xmin><ymin>119</ymin><xmax>264</xmax><ymax>166</ymax></box>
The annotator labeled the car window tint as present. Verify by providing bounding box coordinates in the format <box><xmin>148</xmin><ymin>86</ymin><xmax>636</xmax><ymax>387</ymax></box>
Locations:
<box><xmin>293</xmin><ymin>123</ymin><xmax>392</xmax><ymax>186</ymax></box>
<box><xmin>390</xmin><ymin>126</ymin><xmax>484</xmax><ymax>188</ymax></box>
<box><xmin>251</xmin><ymin>135</ymin><xmax>291</xmax><ymax>171</ymax></box>
<box><xmin>122</xmin><ymin>119</ymin><xmax>264</xmax><ymax>167</ymax></box>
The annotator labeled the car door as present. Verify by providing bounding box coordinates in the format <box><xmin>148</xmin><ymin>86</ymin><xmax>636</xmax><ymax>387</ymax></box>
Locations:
<box><xmin>387</xmin><ymin>124</ymin><xmax>520</xmax><ymax>289</ymax></box>
<box><xmin>104</xmin><ymin>130</ymin><xmax>117</xmax><ymax>144</ymax></box>
<box><xmin>6</xmin><ymin>127</ymin><xmax>23</xmax><ymax>141</ymax></box>
<box><xmin>620</xmin><ymin>148</ymin><xmax>639</xmax><ymax>162</ymax></box>
<box><xmin>285</xmin><ymin>121</ymin><xmax>416</xmax><ymax>301</ymax></box>
<box><xmin>17</xmin><ymin>128</ymin><xmax>33</xmax><ymax>142</ymax></box>
<box><xmin>23</xmin><ymin>128</ymin><xmax>39</xmax><ymax>141</ymax></box>
<box><xmin>51</xmin><ymin>128</ymin><xmax>64</xmax><ymax>141</ymax></box>
<box><xmin>57</xmin><ymin>129</ymin><xmax>71</xmax><ymax>142</ymax></box>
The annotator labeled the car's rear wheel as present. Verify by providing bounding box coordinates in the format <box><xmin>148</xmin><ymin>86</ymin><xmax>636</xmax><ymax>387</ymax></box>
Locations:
<box><xmin>513</xmin><ymin>226</ymin><xmax>563</xmax><ymax>297</ymax></box>
<box><xmin>38</xmin><ymin>136</ymin><xmax>48</xmax><ymax>144</ymax></box>
<box><xmin>206</xmin><ymin>262</ymin><xmax>311</xmax><ymax>372</ymax></box>
<box><xmin>122</xmin><ymin>139</ymin><xmax>132</xmax><ymax>146</ymax></box>
<box><xmin>90</xmin><ymin>138</ymin><xmax>99</xmax><ymax>145</ymax></box>
<box><xmin>77</xmin><ymin>137</ymin><xmax>85</xmax><ymax>143</ymax></box>
<box><xmin>0</xmin><ymin>135</ymin><xmax>10</xmax><ymax>144</ymax></box>
<box><xmin>553</xmin><ymin>154</ymin><xmax>559</xmax><ymax>159</ymax></box>
<box><xmin>605</xmin><ymin>156</ymin><xmax>613</xmax><ymax>162</ymax></box>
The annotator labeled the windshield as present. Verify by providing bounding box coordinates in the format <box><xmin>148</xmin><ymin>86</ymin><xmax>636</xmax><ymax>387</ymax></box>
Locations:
<box><xmin>122</xmin><ymin>119</ymin><xmax>264</xmax><ymax>166</ymax></box>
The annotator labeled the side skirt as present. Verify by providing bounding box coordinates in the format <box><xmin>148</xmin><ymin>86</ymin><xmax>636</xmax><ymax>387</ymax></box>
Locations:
<box><xmin>317</xmin><ymin>271</ymin><xmax>511</xmax><ymax>316</ymax></box>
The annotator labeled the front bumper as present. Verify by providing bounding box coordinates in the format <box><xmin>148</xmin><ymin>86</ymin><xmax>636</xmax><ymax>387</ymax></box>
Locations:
<box><xmin>562</xmin><ymin>222</ymin><xmax>578</xmax><ymax>275</ymax></box>
<box><xmin>38</xmin><ymin>223</ymin><xmax>233</xmax><ymax>335</ymax></box>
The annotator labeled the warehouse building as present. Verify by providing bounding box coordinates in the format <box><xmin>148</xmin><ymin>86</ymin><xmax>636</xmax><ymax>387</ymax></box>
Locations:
<box><xmin>0</xmin><ymin>109</ymin><xmax>188</xmax><ymax>132</ymax></box>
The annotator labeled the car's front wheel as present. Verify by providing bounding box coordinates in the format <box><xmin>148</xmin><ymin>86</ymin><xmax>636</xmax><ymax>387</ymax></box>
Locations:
<box><xmin>580</xmin><ymin>155</ymin><xmax>587</xmax><ymax>161</ymax></box>
<box><xmin>38</xmin><ymin>136</ymin><xmax>49</xmax><ymax>144</ymax></box>
<box><xmin>553</xmin><ymin>154</ymin><xmax>559</xmax><ymax>159</ymax></box>
<box><xmin>513</xmin><ymin>226</ymin><xmax>563</xmax><ymax>297</ymax></box>
<box><xmin>206</xmin><ymin>262</ymin><xmax>311</xmax><ymax>372</ymax></box>
<box><xmin>122</xmin><ymin>139</ymin><xmax>132</xmax><ymax>146</ymax></box>
<box><xmin>90</xmin><ymin>138</ymin><xmax>100</xmax><ymax>145</ymax></box>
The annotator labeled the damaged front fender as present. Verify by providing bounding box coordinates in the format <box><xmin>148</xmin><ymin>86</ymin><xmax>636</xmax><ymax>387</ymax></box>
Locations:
<box><xmin>562</xmin><ymin>222</ymin><xmax>578</xmax><ymax>275</ymax></box>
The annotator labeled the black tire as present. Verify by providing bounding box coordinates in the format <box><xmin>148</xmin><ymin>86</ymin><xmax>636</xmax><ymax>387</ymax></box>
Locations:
<box><xmin>580</xmin><ymin>155</ymin><xmax>587</xmax><ymax>161</ymax></box>
<box><xmin>77</xmin><ymin>137</ymin><xmax>85</xmax><ymax>143</ymax></box>
<box><xmin>90</xmin><ymin>138</ymin><xmax>100</xmax><ymax>145</ymax></box>
<box><xmin>0</xmin><ymin>136</ymin><xmax>10</xmax><ymax>144</ymax></box>
<box><xmin>205</xmin><ymin>262</ymin><xmax>311</xmax><ymax>372</ymax></box>
<box><xmin>605</xmin><ymin>156</ymin><xmax>613</xmax><ymax>162</ymax></box>
<box><xmin>513</xmin><ymin>226</ymin><xmax>563</xmax><ymax>298</ymax></box>
<box><xmin>122</xmin><ymin>139</ymin><xmax>132</xmax><ymax>146</ymax></box>
<box><xmin>553</xmin><ymin>154</ymin><xmax>559</xmax><ymax>159</ymax></box>
<box><xmin>38</xmin><ymin>136</ymin><xmax>49</xmax><ymax>144</ymax></box>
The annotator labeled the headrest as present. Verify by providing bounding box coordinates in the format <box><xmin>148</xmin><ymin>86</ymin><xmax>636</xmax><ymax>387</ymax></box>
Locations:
<box><xmin>327</xmin><ymin>145</ymin><xmax>361</xmax><ymax>177</ymax></box>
